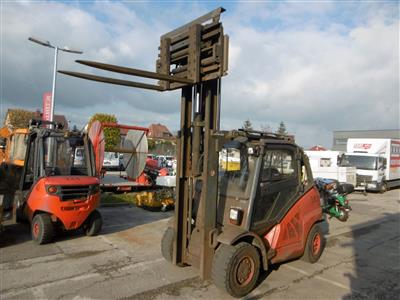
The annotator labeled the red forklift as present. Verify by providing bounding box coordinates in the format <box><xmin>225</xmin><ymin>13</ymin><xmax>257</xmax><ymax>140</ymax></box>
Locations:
<box><xmin>59</xmin><ymin>7</ymin><xmax>324</xmax><ymax>297</ymax></box>
<box><xmin>163</xmin><ymin>129</ymin><xmax>324</xmax><ymax>297</ymax></box>
<box><xmin>0</xmin><ymin>119</ymin><xmax>102</xmax><ymax>244</ymax></box>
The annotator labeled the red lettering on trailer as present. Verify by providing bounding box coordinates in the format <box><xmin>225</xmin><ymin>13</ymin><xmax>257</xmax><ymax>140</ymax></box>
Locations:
<box><xmin>354</xmin><ymin>143</ymin><xmax>372</xmax><ymax>150</ymax></box>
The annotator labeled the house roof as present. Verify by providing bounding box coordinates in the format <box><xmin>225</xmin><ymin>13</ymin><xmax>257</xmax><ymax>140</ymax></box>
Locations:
<box><xmin>5</xmin><ymin>108</ymin><xmax>68</xmax><ymax>129</ymax></box>
<box><xmin>148</xmin><ymin>123</ymin><xmax>174</xmax><ymax>139</ymax></box>
<box><xmin>309</xmin><ymin>145</ymin><xmax>327</xmax><ymax>151</ymax></box>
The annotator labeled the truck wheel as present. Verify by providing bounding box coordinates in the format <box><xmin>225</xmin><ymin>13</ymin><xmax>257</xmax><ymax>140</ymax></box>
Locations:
<box><xmin>379</xmin><ymin>182</ymin><xmax>387</xmax><ymax>194</ymax></box>
<box><xmin>31</xmin><ymin>213</ymin><xmax>54</xmax><ymax>245</ymax></box>
<box><xmin>84</xmin><ymin>210</ymin><xmax>102</xmax><ymax>236</ymax></box>
<box><xmin>161</xmin><ymin>227</ymin><xmax>174</xmax><ymax>262</ymax></box>
<box><xmin>302</xmin><ymin>223</ymin><xmax>325</xmax><ymax>263</ymax></box>
<box><xmin>212</xmin><ymin>242</ymin><xmax>260</xmax><ymax>298</ymax></box>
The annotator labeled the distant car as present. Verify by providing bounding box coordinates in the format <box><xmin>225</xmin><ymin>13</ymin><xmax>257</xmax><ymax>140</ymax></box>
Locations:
<box><xmin>164</xmin><ymin>156</ymin><xmax>175</xmax><ymax>168</ymax></box>
<box><xmin>74</xmin><ymin>147</ymin><xmax>85</xmax><ymax>166</ymax></box>
<box><xmin>103</xmin><ymin>152</ymin><xmax>123</xmax><ymax>171</ymax></box>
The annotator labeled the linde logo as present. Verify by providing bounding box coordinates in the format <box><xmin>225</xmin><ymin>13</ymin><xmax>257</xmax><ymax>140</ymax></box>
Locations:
<box><xmin>354</xmin><ymin>143</ymin><xmax>372</xmax><ymax>150</ymax></box>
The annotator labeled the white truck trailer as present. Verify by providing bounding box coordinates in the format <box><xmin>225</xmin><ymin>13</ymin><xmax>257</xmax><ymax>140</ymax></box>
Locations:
<box><xmin>305</xmin><ymin>150</ymin><xmax>356</xmax><ymax>186</ymax></box>
<box><xmin>340</xmin><ymin>138</ymin><xmax>400</xmax><ymax>192</ymax></box>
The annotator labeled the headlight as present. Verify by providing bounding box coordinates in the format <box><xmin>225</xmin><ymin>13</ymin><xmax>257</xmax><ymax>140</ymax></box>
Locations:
<box><xmin>46</xmin><ymin>185</ymin><xmax>58</xmax><ymax>195</ymax></box>
<box><xmin>229</xmin><ymin>208</ymin><xmax>243</xmax><ymax>226</ymax></box>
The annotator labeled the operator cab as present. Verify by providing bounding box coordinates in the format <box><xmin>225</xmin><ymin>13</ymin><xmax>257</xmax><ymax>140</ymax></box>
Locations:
<box><xmin>21</xmin><ymin>120</ymin><xmax>96</xmax><ymax>192</ymax></box>
<box><xmin>217</xmin><ymin>130</ymin><xmax>314</xmax><ymax>235</ymax></box>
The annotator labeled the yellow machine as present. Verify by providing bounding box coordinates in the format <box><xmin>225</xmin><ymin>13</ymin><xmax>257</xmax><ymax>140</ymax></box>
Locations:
<box><xmin>135</xmin><ymin>190</ymin><xmax>175</xmax><ymax>211</ymax></box>
<box><xmin>0</xmin><ymin>127</ymin><xmax>29</xmax><ymax>166</ymax></box>
<box><xmin>0</xmin><ymin>127</ymin><xmax>29</xmax><ymax>229</ymax></box>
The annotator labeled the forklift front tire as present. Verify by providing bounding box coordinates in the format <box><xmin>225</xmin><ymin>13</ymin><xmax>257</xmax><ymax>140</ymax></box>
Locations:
<box><xmin>31</xmin><ymin>213</ymin><xmax>54</xmax><ymax>245</ymax></box>
<box><xmin>161</xmin><ymin>227</ymin><xmax>174</xmax><ymax>262</ymax></box>
<box><xmin>302</xmin><ymin>223</ymin><xmax>325</xmax><ymax>263</ymax></box>
<box><xmin>212</xmin><ymin>242</ymin><xmax>260</xmax><ymax>298</ymax></box>
<box><xmin>84</xmin><ymin>210</ymin><xmax>102</xmax><ymax>236</ymax></box>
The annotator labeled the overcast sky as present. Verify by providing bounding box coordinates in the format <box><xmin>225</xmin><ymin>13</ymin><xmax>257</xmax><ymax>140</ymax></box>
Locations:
<box><xmin>1</xmin><ymin>1</ymin><xmax>398</xmax><ymax>148</ymax></box>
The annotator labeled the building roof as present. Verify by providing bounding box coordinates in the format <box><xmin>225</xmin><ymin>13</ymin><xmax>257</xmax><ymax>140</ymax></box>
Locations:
<box><xmin>332</xmin><ymin>129</ymin><xmax>400</xmax><ymax>151</ymax></box>
<box><xmin>148</xmin><ymin>123</ymin><xmax>174</xmax><ymax>139</ymax></box>
<box><xmin>309</xmin><ymin>145</ymin><xmax>327</xmax><ymax>151</ymax></box>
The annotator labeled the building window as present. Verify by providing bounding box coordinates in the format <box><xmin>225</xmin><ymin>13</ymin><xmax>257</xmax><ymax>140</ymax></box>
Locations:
<box><xmin>320</xmin><ymin>158</ymin><xmax>331</xmax><ymax>167</ymax></box>
<box><xmin>334</xmin><ymin>138</ymin><xmax>347</xmax><ymax>145</ymax></box>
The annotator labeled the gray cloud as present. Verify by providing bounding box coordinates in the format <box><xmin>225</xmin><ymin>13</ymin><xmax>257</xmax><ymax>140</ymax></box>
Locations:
<box><xmin>1</xmin><ymin>2</ymin><xmax>398</xmax><ymax>149</ymax></box>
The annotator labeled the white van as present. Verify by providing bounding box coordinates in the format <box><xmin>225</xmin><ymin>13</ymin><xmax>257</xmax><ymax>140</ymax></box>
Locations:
<box><xmin>305</xmin><ymin>150</ymin><xmax>356</xmax><ymax>186</ymax></box>
<box><xmin>103</xmin><ymin>152</ymin><xmax>122</xmax><ymax>171</ymax></box>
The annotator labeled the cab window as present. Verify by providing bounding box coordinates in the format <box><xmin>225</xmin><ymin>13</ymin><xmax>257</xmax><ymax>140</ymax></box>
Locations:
<box><xmin>262</xmin><ymin>149</ymin><xmax>295</xmax><ymax>181</ymax></box>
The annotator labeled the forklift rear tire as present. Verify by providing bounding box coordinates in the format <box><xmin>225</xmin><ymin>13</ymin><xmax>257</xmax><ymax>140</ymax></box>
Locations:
<box><xmin>31</xmin><ymin>213</ymin><xmax>54</xmax><ymax>245</ymax></box>
<box><xmin>161</xmin><ymin>227</ymin><xmax>174</xmax><ymax>262</ymax></box>
<box><xmin>212</xmin><ymin>242</ymin><xmax>260</xmax><ymax>298</ymax></box>
<box><xmin>302</xmin><ymin>223</ymin><xmax>325</xmax><ymax>263</ymax></box>
<box><xmin>84</xmin><ymin>210</ymin><xmax>102</xmax><ymax>236</ymax></box>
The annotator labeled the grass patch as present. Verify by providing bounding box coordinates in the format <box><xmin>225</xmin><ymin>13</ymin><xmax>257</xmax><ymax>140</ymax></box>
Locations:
<box><xmin>101</xmin><ymin>192</ymin><xmax>137</xmax><ymax>205</ymax></box>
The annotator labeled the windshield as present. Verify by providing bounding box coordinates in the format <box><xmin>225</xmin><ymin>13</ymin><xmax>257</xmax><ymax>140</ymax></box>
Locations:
<box><xmin>218</xmin><ymin>146</ymin><xmax>257</xmax><ymax>200</ymax></box>
<box><xmin>339</xmin><ymin>154</ymin><xmax>377</xmax><ymax>170</ymax></box>
<box><xmin>44</xmin><ymin>135</ymin><xmax>90</xmax><ymax>176</ymax></box>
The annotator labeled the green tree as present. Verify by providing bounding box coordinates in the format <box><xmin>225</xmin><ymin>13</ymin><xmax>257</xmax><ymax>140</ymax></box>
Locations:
<box><xmin>148</xmin><ymin>139</ymin><xmax>156</xmax><ymax>150</ymax></box>
<box><xmin>242</xmin><ymin>118</ymin><xmax>253</xmax><ymax>130</ymax></box>
<box><xmin>276</xmin><ymin>121</ymin><xmax>288</xmax><ymax>135</ymax></box>
<box><xmin>89</xmin><ymin>113</ymin><xmax>120</xmax><ymax>151</ymax></box>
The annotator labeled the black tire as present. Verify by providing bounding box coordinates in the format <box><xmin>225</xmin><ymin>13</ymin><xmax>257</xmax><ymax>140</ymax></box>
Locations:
<box><xmin>31</xmin><ymin>213</ymin><xmax>54</xmax><ymax>245</ymax></box>
<box><xmin>212</xmin><ymin>242</ymin><xmax>260</xmax><ymax>298</ymax></box>
<box><xmin>161</xmin><ymin>227</ymin><xmax>174</xmax><ymax>262</ymax></box>
<box><xmin>337</xmin><ymin>208</ymin><xmax>349</xmax><ymax>222</ymax></box>
<box><xmin>84</xmin><ymin>210</ymin><xmax>102</xmax><ymax>236</ymax></box>
<box><xmin>302</xmin><ymin>223</ymin><xmax>325</xmax><ymax>263</ymax></box>
<box><xmin>379</xmin><ymin>182</ymin><xmax>387</xmax><ymax>194</ymax></box>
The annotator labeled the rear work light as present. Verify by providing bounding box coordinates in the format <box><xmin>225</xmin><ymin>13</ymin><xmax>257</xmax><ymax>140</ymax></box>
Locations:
<box><xmin>229</xmin><ymin>208</ymin><xmax>243</xmax><ymax>226</ymax></box>
<box><xmin>47</xmin><ymin>185</ymin><xmax>58</xmax><ymax>195</ymax></box>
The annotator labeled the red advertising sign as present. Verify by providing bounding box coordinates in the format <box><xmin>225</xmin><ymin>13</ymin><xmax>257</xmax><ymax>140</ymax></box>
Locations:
<box><xmin>42</xmin><ymin>92</ymin><xmax>52</xmax><ymax>122</ymax></box>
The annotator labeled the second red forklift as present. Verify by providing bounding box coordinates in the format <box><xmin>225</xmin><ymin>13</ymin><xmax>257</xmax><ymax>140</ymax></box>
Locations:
<box><xmin>0</xmin><ymin>120</ymin><xmax>102</xmax><ymax>244</ymax></box>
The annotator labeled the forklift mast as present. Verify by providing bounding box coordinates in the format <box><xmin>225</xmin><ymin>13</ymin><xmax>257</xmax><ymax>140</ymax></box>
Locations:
<box><xmin>59</xmin><ymin>7</ymin><xmax>229</xmax><ymax>279</ymax></box>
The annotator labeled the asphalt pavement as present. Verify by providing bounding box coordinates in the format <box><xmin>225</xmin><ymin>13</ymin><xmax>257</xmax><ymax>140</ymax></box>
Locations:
<box><xmin>0</xmin><ymin>189</ymin><xmax>399</xmax><ymax>299</ymax></box>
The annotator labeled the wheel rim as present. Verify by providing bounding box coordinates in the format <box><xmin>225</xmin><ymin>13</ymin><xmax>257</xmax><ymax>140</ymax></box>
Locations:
<box><xmin>235</xmin><ymin>255</ymin><xmax>255</xmax><ymax>286</ymax></box>
<box><xmin>312</xmin><ymin>233</ymin><xmax>321</xmax><ymax>256</ymax></box>
<box><xmin>33</xmin><ymin>222</ymin><xmax>40</xmax><ymax>238</ymax></box>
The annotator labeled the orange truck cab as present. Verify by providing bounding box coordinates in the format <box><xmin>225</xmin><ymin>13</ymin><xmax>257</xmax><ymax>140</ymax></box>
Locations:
<box><xmin>0</xmin><ymin>120</ymin><xmax>102</xmax><ymax>244</ymax></box>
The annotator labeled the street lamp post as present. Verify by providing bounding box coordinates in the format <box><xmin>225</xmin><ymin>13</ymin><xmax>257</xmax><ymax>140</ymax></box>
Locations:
<box><xmin>28</xmin><ymin>37</ymin><xmax>83</xmax><ymax>124</ymax></box>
